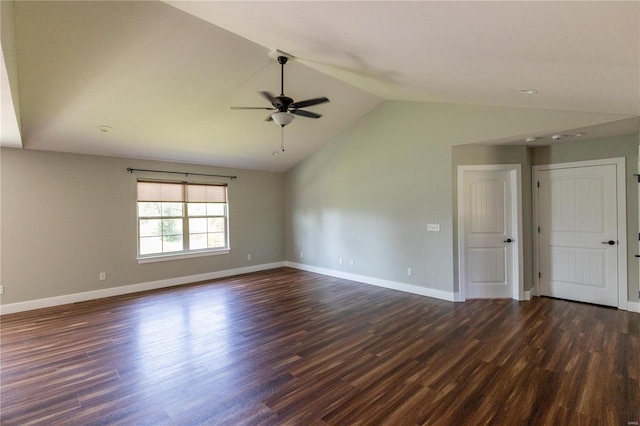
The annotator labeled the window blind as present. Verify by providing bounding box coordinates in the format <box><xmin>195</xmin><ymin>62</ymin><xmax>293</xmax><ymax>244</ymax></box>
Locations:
<box><xmin>137</xmin><ymin>181</ymin><xmax>227</xmax><ymax>203</ymax></box>
<box><xmin>187</xmin><ymin>183</ymin><xmax>227</xmax><ymax>203</ymax></box>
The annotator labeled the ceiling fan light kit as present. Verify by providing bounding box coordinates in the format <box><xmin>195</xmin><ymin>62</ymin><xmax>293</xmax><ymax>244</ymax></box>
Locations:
<box><xmin>271</xmin><ymin>111</ymin><xmax>295</xmax><ymax>127</ymax></box>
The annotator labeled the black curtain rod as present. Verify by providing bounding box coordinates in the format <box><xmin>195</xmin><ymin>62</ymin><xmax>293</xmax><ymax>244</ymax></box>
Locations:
<box><xmin>127</xmin><ymin>168</ymin><xmax>237</xmax><ymax>180</ymax></box>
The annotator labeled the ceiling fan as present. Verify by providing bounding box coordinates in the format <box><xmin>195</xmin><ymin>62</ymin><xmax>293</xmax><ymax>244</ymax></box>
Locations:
<box><xmin>231</xmin><ymin>53</ymin><xmax>330</xmax><ymax>128</ymax></box>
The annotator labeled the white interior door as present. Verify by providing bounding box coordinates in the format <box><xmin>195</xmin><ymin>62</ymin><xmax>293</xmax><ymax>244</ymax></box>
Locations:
<box><xmin>458</xmin><ymin>166</ymin><xmax>521</xmax><ymax>299</ymax></box>
<box><xmin>537</xmin><ymin>163</ymin><xmax>620</xmax><ymax>307</ymax></box>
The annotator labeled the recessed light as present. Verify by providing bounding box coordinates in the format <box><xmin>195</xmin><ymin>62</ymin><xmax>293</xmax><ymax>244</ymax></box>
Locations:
<box><xmin>97</xmin><ymin>125</ymin><xmax>113</xmax><ymax>133</ymax></box>
<box><xmin>517</xmin><ymin>89</ymin><xmax>538</xmax><ymax>95</ymax></box>
<box><xmin>574</xmin><ymin>133</ymin><xmax>586</xmax><ymax>137</ymax></box>
<box><xmin>525</xmin><ymin>137</ymin><xmax>538</xmax><ymax>143</ymax></box>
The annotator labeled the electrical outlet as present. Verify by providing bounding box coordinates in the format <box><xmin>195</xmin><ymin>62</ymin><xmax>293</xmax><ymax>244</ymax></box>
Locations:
<box><xmin>0</xmin><ymin>285</ymin><xmax>4</xmax><ymax>295</ymax></box>
<box><xmin>300</xmin><ymin>251</ymin><xmax>304</xmax><ymax>259</ymax></box>
<box><xmin>407</xmin><ymin>268</ymin><xmax>412</xmax><ymax>276</ymax></box>
<box><xmin>99</xmin><ymin>272</ymin><xmax>106</xmax><ymax>281</ymax></box>
<box><xmin>427</xmin><ymin>224</ymin><xmax>440</xmax><ymax>232</ymax></box>
<box><xmin>247</xmin><ymin>254</ymin><xmax>252</xmax><ymax>261</ymax></box>
<box><xmin>339</xmin><ymin>257</ymin><xmax>343</xmax><ymax>265</ymax></box>
<box><xmin>350</xmin><ymin>259</ymin><xmax>354</xmax><ymax>267</ymax></box>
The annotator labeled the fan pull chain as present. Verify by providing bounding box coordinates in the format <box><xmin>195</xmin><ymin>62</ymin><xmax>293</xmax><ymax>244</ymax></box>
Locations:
<box><xmin>280</xmin><ymin>126</ymin><xmax>285</xmax><ymax>152</ymax></box>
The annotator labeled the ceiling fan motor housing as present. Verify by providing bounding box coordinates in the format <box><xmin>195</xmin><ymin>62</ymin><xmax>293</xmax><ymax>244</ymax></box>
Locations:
<box><xmin>273</xmin><ymin>96</ymin><xmax>294</xmax><ymax>111</ymax></box>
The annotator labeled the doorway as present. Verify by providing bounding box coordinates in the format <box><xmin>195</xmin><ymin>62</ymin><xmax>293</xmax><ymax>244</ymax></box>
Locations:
<box><xmin>457</xmin><ymin>165</ymin><xmax>524</xmax><ymax>300</ymax></box>
<box><xmin>533</xmin><ymin>158</ymin><xmax>627</xmax><ymax>308</ymax></box>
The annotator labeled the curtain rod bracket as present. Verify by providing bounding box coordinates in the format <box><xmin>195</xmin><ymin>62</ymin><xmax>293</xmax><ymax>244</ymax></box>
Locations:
<box><xmin>127</xmin><ymin>168</ymin><xmax>237</xmax><ymax>180</ymax></box>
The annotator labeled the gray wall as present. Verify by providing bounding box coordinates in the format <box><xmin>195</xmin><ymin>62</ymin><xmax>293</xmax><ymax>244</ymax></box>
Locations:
<box><xmin>0</xmin><ymin>148</ymin><xmax>285</xmax><ymax>305</ymax></box>
<box><xmin>284</xmin><ymin>100</ymin><xmax>623</xmax><ymax>295</ymax></box>
<box><xmin>2</xmin><ymin>101</ymin><xmax>636</xmax><ymax>307</ymax></box>
<box><xmin>532</xmin><ymin>134</ymin><xmax>639</xmax><ymax>302</ymax></box>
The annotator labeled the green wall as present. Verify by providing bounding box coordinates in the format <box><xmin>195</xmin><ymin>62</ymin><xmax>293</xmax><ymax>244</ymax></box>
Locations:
<box><xmin>452</xmin><ymin>135</ymin><xmax>639</xmax><ymax>302</ymax></box>
<box><xmin>285</xmin><ymin>100</ymin><xmax>631</xmax><ymax>297</ymax></box>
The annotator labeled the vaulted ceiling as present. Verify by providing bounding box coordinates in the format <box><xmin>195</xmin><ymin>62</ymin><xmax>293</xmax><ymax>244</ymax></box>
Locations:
<box><xmin>1</xmin><ymin>1</ymin><xmax>638</xmax><ymax>172</ymax></box>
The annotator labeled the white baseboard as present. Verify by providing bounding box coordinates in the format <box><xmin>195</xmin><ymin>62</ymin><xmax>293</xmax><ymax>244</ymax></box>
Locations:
<box><xmin>7</xmin><ymin>260</ymin><xmax>627</xmax><ymax>316</ymax></box>
<box><xmin>285</xmin><ymin>261</ymin><xmax>458</xmax><ymax>302</ymax></box>
<box><xmin>0</xmin><ymin>262</ymin><xmax>285</xmax><ymax>315</ymax></box>
<box><xmin>627</xmin><ymin>301</ymin><xmax>640</xmax><ymax>313</ymax></box>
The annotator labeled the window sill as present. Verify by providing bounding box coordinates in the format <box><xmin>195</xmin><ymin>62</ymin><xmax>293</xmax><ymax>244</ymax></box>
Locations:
<box><xmin>137</xmin><ymin>249</ymin><xmax>230</xmax><ymax>264</ymax></box>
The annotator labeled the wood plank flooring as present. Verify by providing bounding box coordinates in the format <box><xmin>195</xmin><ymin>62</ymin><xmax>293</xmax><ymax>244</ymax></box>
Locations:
<box><xmin>1</xmin><ymin>267</ymin><xmax>639</xmax><ymax>425</ymax></box>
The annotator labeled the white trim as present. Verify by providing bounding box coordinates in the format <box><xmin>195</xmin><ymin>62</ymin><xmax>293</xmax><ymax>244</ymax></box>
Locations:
<box><xmin>137</xmin><ymin>249</ymin><xmax>230</xmax><ymax>264</ymax></box>
<box><xmin>533</xmin><ymin>157</ymin><xmax>627</xmax><ymax>310</ymax></box>
<box><xmin>627</xmin><ymin>301</ymin><xmax>640</xmax><ymax>313</ymax></box>
<box><xmin>285</xmin><ymin>261</ymin><xmax>458</xmax><ymax>302</ymax></box>
<box><xmin>0</xmin><ymin>262</ymin><xmax>285</xmax><ymax>315</ymax></box>
<box><xmin>457</xmin><ymin>164</ymin><xmax>525</xmax><ymax>301</ymax></box>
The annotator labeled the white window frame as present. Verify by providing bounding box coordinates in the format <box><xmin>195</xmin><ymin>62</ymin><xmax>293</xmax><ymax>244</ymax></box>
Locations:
<box><xmin>136</xmin><ymin>180</ymin><xmax>230</xmax><ymax>263</ymax></box>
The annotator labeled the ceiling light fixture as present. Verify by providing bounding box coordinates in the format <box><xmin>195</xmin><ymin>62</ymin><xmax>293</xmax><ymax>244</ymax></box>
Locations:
<box><xmin>97</xmin><ymin>125</ymin><xmax>113</xmax><ymax>133</ymax></box>
<box><xmin>271</xmin><ymin>111</ymin><xmax>295</xmax><ymax>127</ymax></box>
<box><xmin>517</xmin><ymin>89</ymin><xmax>538</xmax><ymax>95</ymax></box>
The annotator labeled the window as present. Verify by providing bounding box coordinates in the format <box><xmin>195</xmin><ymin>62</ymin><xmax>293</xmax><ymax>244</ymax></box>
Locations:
<box><xmin>136</xmin><ymin>180</ymin><xmax>228</xmax><ymax>260</ymax></box>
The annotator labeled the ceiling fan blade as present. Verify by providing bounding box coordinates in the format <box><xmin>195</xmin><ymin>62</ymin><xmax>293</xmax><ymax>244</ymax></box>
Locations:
<box><xmin>265</xmin><ymin>114</ymin><xmax>273</xmax><ymax>122</ymax></box>
<box><xmin>291</xmin><ymin>109</ymin><xmax>322</xmax><ymax>119</ymax></box>
<box><xmin>289</xmin><ymin>97</ymin><xmax>330</xmax><ymax>109</ymax></box>
<box><xmin>259</xmin><ymin>91</ymin><xmax>277</xmax><ymax>105</ymax></box>
<box><xmin>230</xmin><ymin>106</ymin><xmax>275</xmax><ymax>110</ymax></box>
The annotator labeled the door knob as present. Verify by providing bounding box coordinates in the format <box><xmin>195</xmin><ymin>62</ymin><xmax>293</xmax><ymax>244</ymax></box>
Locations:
<box><xmin>503</xmin><ymin>238</ymin><xmax>513</xmax><ymax>243</ymax></box>
<box><xmin>601</xmin><ymin>240</ymin><xmax>616</xmax><ymax>245</ymax></box>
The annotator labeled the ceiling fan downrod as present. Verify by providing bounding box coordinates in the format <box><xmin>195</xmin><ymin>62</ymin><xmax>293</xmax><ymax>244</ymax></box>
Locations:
<box><xmin>278</xmin><ymin>56</ymin><xmax>287</xmax><ymax>97</ymax></box>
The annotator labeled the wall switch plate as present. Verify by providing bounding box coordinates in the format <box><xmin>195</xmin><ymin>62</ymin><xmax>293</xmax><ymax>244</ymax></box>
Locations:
<box><xmin>339</xmin><ymin>257</ymin><xmax>343</xmax><ymax>265</ymax></box>
<box><xmin>99</xmin><ymin>272</ymin><xmax>106</xmax><ymax>281</ymax></box>
<box><xmin>427</xmin><ymin>224</ymin><xmax>440</xmax><ymax>232</ymax></box>
<box><xmin>350</xmin><ymin>259</ymin><xmax>354</xmax><ymax>267</ymax></box>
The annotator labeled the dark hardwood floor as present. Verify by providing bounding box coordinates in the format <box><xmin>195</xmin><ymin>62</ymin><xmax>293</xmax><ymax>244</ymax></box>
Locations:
<box><xmin>1</xmin><ymin>267</ymin><xmax>638</xmax><ymax>425</ymax></box>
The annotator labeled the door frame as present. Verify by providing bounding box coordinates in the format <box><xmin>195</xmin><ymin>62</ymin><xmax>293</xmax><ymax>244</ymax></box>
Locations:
<box><xmin>457</xmin><ymin>164</ymin><xmax>524</xmax><ymax>301</ymax></box>
<box><xmin>533</xmin><ymin>158</ymin><xmax>627</xmax><ymax>310</ymax></box>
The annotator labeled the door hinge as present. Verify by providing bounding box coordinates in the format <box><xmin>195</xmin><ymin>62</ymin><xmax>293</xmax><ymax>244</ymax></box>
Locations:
<box><xmin>537</xmin><ymin>181</ymin><xmax>540</xmax><ymax>188</ymax></box>
<box><xmin>538</xmin><ymin>226</ymin><xmax>541</xmax><ymax>233</ymax></box>
<box><xmin>538</xmin><ymin>272</ymin><xmax>541</xmax><ymax>279</ymax></box>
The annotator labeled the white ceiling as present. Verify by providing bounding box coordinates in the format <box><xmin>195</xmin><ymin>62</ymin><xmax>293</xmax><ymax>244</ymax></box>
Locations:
<box><xmin>2</xmin><ymin>1</ymin><xmax>639</xmax><ymax>172</ymax></box>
